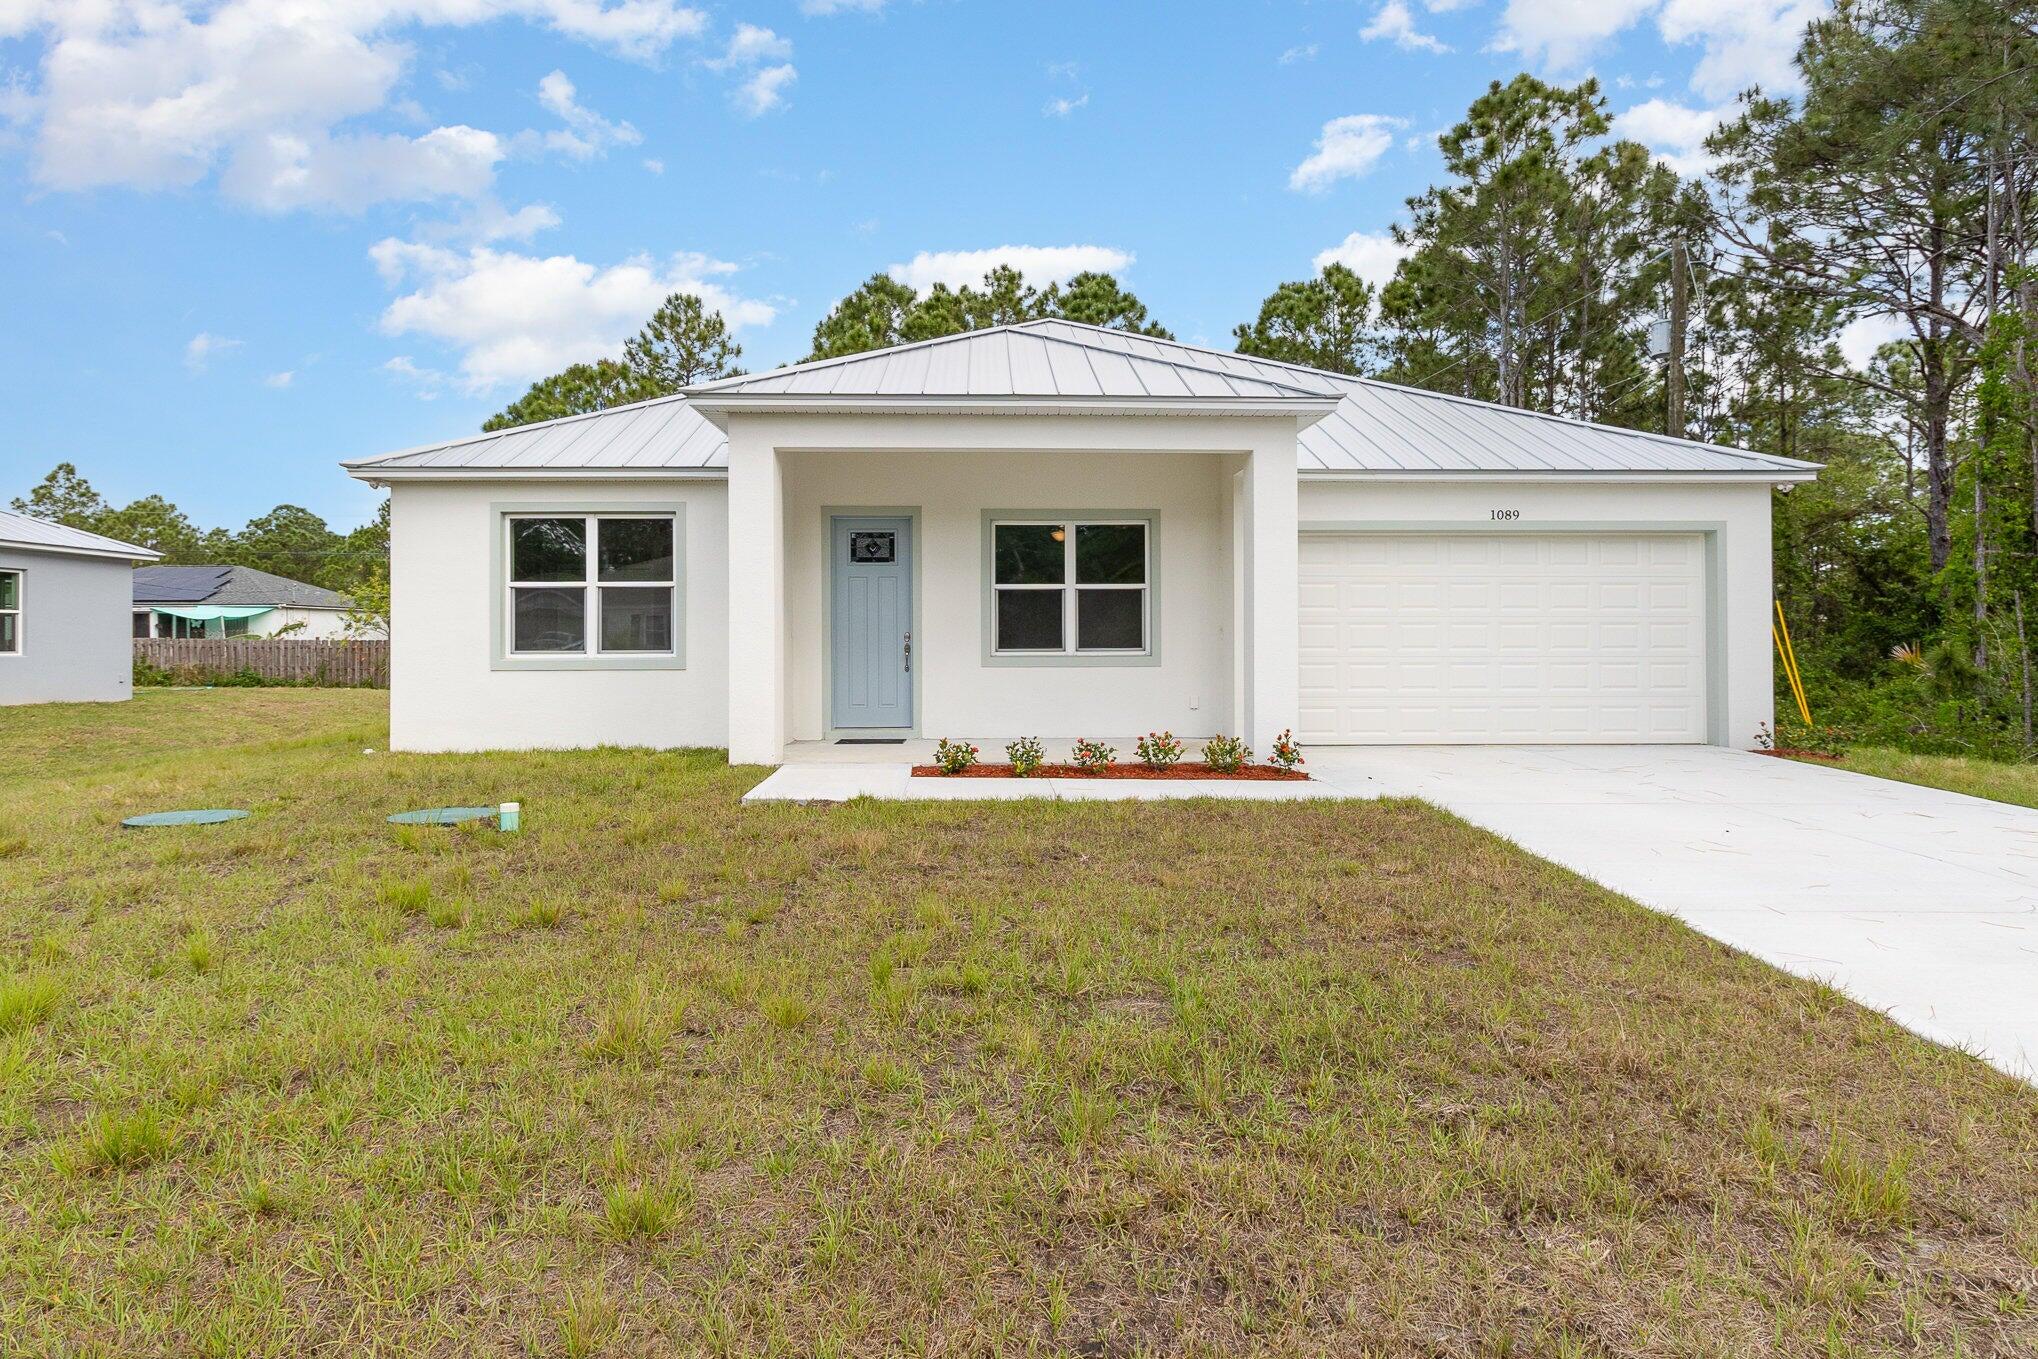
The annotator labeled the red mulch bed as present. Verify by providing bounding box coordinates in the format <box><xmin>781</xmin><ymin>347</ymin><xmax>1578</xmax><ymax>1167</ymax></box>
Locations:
<box><xmin>911</xmin><ymin>762</ymin><xmax>1310</xmax><ymax>781</ymax></box>
<box><xmin>1753</xmin><ymin>748</ymin><xmax>1845</xmax><ymax>762</ymax></box>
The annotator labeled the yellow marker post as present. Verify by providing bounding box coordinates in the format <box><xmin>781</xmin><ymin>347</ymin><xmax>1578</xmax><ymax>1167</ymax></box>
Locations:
<box><xmin>1773</xmin><ymin>601</ymin><xmax>1812</xmax><ymax>726</ymax></box>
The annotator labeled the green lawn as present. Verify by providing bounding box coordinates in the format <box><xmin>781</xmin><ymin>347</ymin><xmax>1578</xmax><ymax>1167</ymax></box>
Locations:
<box><xmin>1795</xmin><ymin>744</ymin><xmax>2038</xmax><ymax>811</ymax></box>
<box><xmin>3</xmin><ymin>691</ymin><xmax>2036</xmax><ymax>1357</ymax></box>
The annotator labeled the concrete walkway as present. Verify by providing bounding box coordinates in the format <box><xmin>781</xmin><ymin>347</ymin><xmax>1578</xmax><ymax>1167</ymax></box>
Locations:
<box><xmin>1310</xmin><ymin>746</ymin><xmax>2038</xmax><ymax>1081</ymax></box>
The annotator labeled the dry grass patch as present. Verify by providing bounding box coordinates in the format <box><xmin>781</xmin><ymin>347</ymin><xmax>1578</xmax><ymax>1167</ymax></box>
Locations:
<box><xmin>1</xmin><ymin>689</ymin><xmax>2035</xmax><ymax>1356</ymax></box>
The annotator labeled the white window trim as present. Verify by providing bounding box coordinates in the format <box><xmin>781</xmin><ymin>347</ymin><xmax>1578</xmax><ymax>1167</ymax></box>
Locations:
<box><xmin>490</xmin><ymin>503</ymin><xmax>689</xmax><ymax>673</ymax></box>
<box><xmin>0</xmin><ymin>568</ymin><xmax>19</xmax><ymax>657</ymax></box>
<box><xmin>987</xmin><ymin>516</ymin><xmax>1154</xmax><ymax>661</ymax></box>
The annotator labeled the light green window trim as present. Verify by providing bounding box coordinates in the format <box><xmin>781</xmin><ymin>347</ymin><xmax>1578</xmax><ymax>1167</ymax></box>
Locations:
<box><xmin>0</xmin><ymin>569</ymin><xmax>19</xmax><ymax>656</ymax></box>
<box><xmin>489</xmin><ymin>502</ymin><xmax>689</xmax><ymax>672</ymax></box>
<box><xmin>979</xmin><ymin>510</ymin><xmax>1162</xmax><ymax>669</ymax></box>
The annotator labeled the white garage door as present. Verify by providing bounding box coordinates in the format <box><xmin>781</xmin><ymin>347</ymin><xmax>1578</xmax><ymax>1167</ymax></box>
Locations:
<box><xmin>1298</xmin><ymin>532</ymin><xmax>1708</xmax><ymax>744</ymax></box>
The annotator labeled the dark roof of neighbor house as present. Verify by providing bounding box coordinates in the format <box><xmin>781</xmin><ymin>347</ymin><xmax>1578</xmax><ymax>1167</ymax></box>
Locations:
<box><xmin>344</xmin><ymin>318</ymin><xmax>1821</xmax><ymax>481</ymax></box>
<box><xmin>0</xmin><ymin>508</ymin><xmax>161</xmax><ymax>561</ymax></box>
<box><xmin>132</xmin><ymin>565</ymin><xmax>352</xmax><ymax>610</ymax></box>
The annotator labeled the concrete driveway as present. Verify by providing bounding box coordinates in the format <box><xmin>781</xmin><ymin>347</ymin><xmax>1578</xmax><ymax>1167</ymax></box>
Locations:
<box><xmin>1308</xmin><ymin>745</ymin><xmax>2038</xmax><ymax>1081</ymax></box>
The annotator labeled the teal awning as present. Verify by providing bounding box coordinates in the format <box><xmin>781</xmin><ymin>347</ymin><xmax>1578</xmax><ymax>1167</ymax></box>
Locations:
<box><xmin>149</xmin><ymin>605</ymin><xmax>274</xmax><ymax>621</ymax></box>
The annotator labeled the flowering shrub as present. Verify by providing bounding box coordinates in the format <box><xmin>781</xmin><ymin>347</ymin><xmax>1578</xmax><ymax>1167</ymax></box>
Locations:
<box><xmin>1005</xmin><ymin>736</ymin><xmax>1046</xmax><ymax>777</ymax></box>
<box><xmin>1202</xmin><ymin>734</ymin><xmax>1251</xmax><ymax>773</ymax></box>
<box><xmin>933</xmin><ymin>738</ymin><xmax>979</xmax><ymax>774</ymax></box>
<box><xmin>1071</xmin><ymin>738</ymin><xmax>1116</xmax><ymax>770</ymax></box>
<box><xmin>1267</xmin><ymin>728</ymin><xmax>1304</xmax><ymax>771</ymax></box>
<box><xmin>1136</xmin><ymin>730</ymin><xmax>1184</xmax><ymax>768</ymax></box>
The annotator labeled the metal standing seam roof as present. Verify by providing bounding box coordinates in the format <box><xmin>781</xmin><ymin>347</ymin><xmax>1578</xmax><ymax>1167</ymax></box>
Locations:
<box><xmin>344</xmin><ymin>319</ymin><xmax>1820</xmax><ymax>479</ymax></box>
<box><xmin>133</xmin><ymin>564</ymin><xmax>353</xmax><ymax>610</ymax></box>
<box><xmin>0</xmin><ymin>509</ymin><xmax>161</xmax><ymax>560</ymax></box>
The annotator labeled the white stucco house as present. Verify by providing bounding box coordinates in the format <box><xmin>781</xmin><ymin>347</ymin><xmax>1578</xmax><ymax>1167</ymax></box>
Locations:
<box><xmin>0</xmin><ymin>509</ymin><xmax>161</xmax><ymax>706</ymax></box>
<box><xmin>344</xmin><ymin>321</ymin><xmax>1817</xmax><ymax>764</ymax></box>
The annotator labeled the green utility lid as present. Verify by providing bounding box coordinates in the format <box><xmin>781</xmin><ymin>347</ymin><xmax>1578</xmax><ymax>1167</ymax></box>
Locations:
<box><xmin>122</xmin><ymin>809</ymin><xmax>251</xmax><ymax>828</ymax></box>
<box><xmin>386</xmin><ymin>806</ymin><xmax>499</xmax><ymax>826</ymax></box>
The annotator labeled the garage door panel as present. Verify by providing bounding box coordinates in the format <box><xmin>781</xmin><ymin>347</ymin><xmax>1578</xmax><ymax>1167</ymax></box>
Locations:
<box><xmin>1297</xmin><ymin>532</ymin><xmax>1707</xmax><ymax>744</ymax></box>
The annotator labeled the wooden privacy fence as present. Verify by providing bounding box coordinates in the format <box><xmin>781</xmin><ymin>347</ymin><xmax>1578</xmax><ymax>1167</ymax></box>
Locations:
<box><xmin>135</xmin><ymin>638</ymin><xmax>389</xmax><ymax>688</ymax></box>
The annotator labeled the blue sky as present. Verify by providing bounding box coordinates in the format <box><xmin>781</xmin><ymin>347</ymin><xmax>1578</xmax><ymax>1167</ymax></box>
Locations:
<box><xmin>0</xmin><ymin>0</ymin><xmax>1823</xmax><ymax>532</ymax></box>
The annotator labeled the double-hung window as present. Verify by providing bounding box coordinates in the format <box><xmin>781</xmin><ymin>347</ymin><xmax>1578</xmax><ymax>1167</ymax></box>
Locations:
<box><xmin>507</xmin><ymin>514</ymin><xmax>676</xmax><ymax>657</ymax></box>
<box><xmin>992</xmin><ymin>519</ymin><xmax>1149</xmax><ymax>655</ymax></box>
<box><xmin>0</xmin><ymin>570</ymin><xmax>18</xmax><ymax>654</ymax></box>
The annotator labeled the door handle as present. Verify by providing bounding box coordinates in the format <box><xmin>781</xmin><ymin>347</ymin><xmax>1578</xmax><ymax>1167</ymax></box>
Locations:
<box><xmin>903</xmin><ymin>631</ymin><xmax>912</xmax><ymax>673</ymax></box>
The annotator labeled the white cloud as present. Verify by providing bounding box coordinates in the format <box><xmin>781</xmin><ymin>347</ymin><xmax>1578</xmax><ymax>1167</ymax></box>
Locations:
<box><xmin>222</xmin><ymin>125</ymin><xmax>505</xmax><ymax>212</ymax></box>
<box><xmin>1044</xmin><ymin>93</ymin><xmax>1088</xmax><ymax>117</ymax></box>
<box><xmin>381</xmin><ymin>354</ymin><xmax>447</xmax><ymax>397</ymax></box>
<box><xmin>642</xmin><ymin>156</ymin><xmax>664</xmax><ymax>174</ymax></box>
<box><xmin>1491</xmin><ymin>0</ymin><xmax>1658</xmax><ymax>70</ymax></box>
<box><xmin>265</xmin><ymin>370</ymin><xmax>295</xmax><ymax>388</ymax></box>
<box><xmin>536</xmin><ymin>69</ymin><xmax>639</xmax><ymax>159</ymax></box>
<box><xmin>1362</xmin><ymin>0</ymin><xmax>1451</xmax><ymax>53</ymax></box>
<box><xmin>708</xmin><ymin>22</ymin><xmax>793</xmax><ymax>68</ymax></box>
<box><xmin>1658</xmin><ymin>0</ymin><xmax>1828</xmax><ymax>100</ymax></box>
<box><xmin>1312</xmin><ymin>231</ymin><xmax>1412</xmax><ymax>290</ymax></box>
<box><xmin>184</xmin><ymin>331</ymin><xmax>241</xmax><ymax>372</ymax></box>
<box><xmin>1491</xmin><ymin>0</ymin><xmax>1826</xmax><ymax>98</ymax></box>
<box><xmin>1279</xmin><ymin>43</ymin><xmax>1320</xmax><ymax>64</ymax></box>
<box><xmin>704</xmin><ymin>23</ymin><xmax>795</xmax><ymax>116</ymax></box>
<box><xmin>799</xmin><ymin>0</ymin><xmax>885</xmax><ymax>12</ymax></box>
<box><xmin>1838</xmin><ymin>312</ymin><xmax>1909</xmax><ymax>369</ymax></box>
<box><xmin>1615</xmin><ymin>97</ymin><xmax>1734</xmax><ymax>175</ymax></box>
<box><xmin>734</xmin><ymin>63</ymin><xmax>797</xmax><ymax>116</ymax></box>
<box><xmin>1288</xmin><ymin>114</ymin><xmax>1404</xmax><ymax>193</ymax></box>
<box><xmin>372</xmin><ymin>241</ymin><xmax>776</xmax><ymax>390</ymax></box>
<box><xmin>886</xmin><ymin>245</ymin><xmax>1135</xmax><ymax>293</ymax></box>
<box><xmin>5</xmin><ymin>1</ymin><xmax>706</xmax><ymax>210</ymax></box>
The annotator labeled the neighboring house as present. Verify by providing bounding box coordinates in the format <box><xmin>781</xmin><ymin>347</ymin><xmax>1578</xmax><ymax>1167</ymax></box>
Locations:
<box><xmin>0</xmin><ymin>509</ymin><xmax>161</xmax><ymax>706</ymax></box>
<box><xmin>132</xmin><ymin>565</ymin><xmax>361</xmax><ymax>640</ymax></box>
<box><xmin>344</xmin><ymin>320</ymin><xmax>1819</xmax><ymax>762</ymax></box>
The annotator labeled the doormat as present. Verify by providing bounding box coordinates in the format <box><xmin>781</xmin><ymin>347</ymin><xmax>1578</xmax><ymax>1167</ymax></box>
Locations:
<box><xmin>836</xmin><ymin>738</ymin><xmax>907</xmax><ymax>745</ymax></box>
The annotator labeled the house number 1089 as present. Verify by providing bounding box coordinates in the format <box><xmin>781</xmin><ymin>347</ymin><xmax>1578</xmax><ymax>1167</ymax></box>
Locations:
<box><xmin>1489</xmin><ymin>509</ymin><xmax>1522</xmax><ymax>521</ymax></box>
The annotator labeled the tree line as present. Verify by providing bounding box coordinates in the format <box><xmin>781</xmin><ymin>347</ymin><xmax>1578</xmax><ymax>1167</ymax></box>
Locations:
<box><xmin>7</xmin><ymin>463</ymin><xmax>388</xmax><ymax>605</ymax></box>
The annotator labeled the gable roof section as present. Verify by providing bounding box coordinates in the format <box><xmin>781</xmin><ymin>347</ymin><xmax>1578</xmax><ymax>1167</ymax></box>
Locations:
<box><xmin>0</xmin><ymin>509</ymin><xmax>161</xmax><ymax>561</ymax></box>
<box><xmin>345</xmin><ymin>319</ymin><xmax>1819</xmax><ymax>480</ymax></box>
<box><xmin>133</xmin><ymin>564</ymin><xmax>352</xmax><ymax>610</ymax></box>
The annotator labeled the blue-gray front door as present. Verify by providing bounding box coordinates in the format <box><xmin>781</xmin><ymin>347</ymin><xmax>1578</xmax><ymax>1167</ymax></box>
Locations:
<box><xmin>830</xmin><ymin>516</ymin><xmax>913</xmax><ymax>730</ymax></box>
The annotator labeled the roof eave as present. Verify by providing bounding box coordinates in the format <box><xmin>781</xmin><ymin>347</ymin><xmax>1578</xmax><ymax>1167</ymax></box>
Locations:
<box><xmin>1298</xmin><ymin>467</ymin><xmax>1822</xmax><ymax>483</ymax></box>
<box><xmin>0</xmin><ymin>539</ymin><xmax>162</xmax><ymax>562</ymax></box>
<box><xmin>346</xmin><ymin>464</ymin><xmax>730</xmax><ymax>485</ymax></box>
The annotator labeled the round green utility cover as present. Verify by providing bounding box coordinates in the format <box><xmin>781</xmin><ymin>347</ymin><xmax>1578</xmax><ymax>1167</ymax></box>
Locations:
<box><xmin>122</xmin><ymin>809</ymin><xmax>250</xmax><ymax>828</ymax></box>
<box><xmin>387</xmin><ymin>806</ymin><xmax>498</xmax><ymax>826</ymax></box>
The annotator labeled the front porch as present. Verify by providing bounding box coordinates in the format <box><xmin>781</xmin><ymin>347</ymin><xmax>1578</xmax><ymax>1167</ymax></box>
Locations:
<box><xmin>721</xmin><ymin>413</ymin><xmax>1305</xmax><ymax>766</ymax></box>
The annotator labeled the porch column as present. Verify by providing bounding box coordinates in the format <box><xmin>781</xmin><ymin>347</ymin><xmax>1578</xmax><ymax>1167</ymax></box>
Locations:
<box><xmin>726</xmin><ymin>424</ymin><xmax>785</xmax><ymax>765</ymax></box>
<box><xmin>1241</xmin><ymin>429</ymin><xmax>1300</xmax><ymax>752</ymax></box>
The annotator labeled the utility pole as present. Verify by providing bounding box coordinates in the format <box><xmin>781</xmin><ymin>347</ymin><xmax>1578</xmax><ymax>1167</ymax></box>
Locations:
<box><xmin>1667</xmin><ymin>238</ymin><xmax>1688</xmax><ymax>440</ymax></box>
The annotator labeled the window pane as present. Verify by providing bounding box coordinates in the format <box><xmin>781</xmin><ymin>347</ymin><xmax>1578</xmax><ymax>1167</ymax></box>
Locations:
<box><xmin>511</xmin><ymin>518</ymin><xmax>586</xmax><ymax>582</ymax></box>
<box><xmin>598</xmin><ymin>518</ymin><xmax>673</xmax><ymax>582</ymax></box>
<box><xmin>994</xmin><ymin>524</ymin><xmax>1064</xmax><ymax>585</ymax></box>
<box><xmin>513</xmin><ymin>586</ymin><xmax>585</xmax><ymax>652</ymax></box>
<box><xmin>1077</xmin><ymin>589</ymin><xmax>1144</xmax><ymax>651</ymax></box>
<box><xmin>600</xmin><ymin>586</ymin><xmax>672</xmax><ymax>652</ymax></box>
<box><xmin>224</xmin><ymin>616</ymin><xmax>250</xmax><ymax>638</ymax></box>
<box><xmin>0</xmin><ymin>612</ymin><xmax>14</xmax><ymax>653</ymax></box>
<box><xmin>133</xmin><ymin>612</ymin><xmax>149</xmax><ymax>639</ymax></box>
<box><xmin>996</xmin><ymin>589</ymin><xmax>1063</xmax><ymax>650</ymax></box>
<box><xmin>0</xmin><ymin>572</ymin><xmax>17</xmax><ymax>609</ymax></box>
<box><xmin>1075</xmin><ymin>523</ymin><xmax>1145</xmax><ymax>584</ymax></box>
